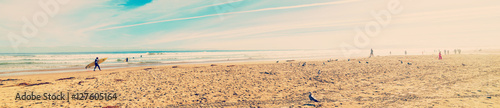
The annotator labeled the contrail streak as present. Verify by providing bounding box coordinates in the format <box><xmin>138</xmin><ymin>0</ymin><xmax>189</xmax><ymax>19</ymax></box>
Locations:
<box><xmin>98</xmin><ymin>0</ymin><xmax>359</xmax><ymax>31</ymax></box>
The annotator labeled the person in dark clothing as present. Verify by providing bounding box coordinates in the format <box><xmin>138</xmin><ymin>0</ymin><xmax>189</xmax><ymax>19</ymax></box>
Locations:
<box><xmin>369</xmin><ymin>48</ymin><xmax>374</xmax><ymax>58</ymax></box>
<box><xmin>94</xmin><ymin>57</ymin><xmax>101</xmax><ymax>71</ymax></box>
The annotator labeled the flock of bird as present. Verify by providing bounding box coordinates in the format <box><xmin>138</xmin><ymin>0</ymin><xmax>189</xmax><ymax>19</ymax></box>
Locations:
<box><xmin>275</xmin><ymin>58</ymin><xmax>415</xmax><ymax>103</ymax></box>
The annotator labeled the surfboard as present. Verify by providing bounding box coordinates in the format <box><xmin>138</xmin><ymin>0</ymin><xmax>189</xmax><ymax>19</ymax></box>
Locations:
<box><xmin>85</xmin><ymin>58</ymin><xmax>108</xmax><ymax>69</ymax></box>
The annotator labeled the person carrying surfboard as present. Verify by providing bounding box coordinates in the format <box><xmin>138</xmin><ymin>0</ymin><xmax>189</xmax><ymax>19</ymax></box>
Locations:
<box><xmin>94</xmin><ymin>57</ymin><xmax>101</xmax><ymax>71</ymax></box>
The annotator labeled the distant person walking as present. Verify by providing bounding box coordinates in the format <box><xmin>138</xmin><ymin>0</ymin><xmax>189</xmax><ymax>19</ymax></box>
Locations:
<box><xmin>369</xmin><ymin>48</ymin><xmax>374</xmax><ymax>58</ymax></box>
<box><xmin>438</xmin><ymin>52</ymin><xmax>442</xmax><ymax>60</ymax></box>
<box><xmin>94</xmin><ymin>57</ymin><xmax>101</xmax><ymax>71</ymax></box>
<box><xmin>405</xmin><ymin>50</ymin><xmax>407</xmax><ymax>55</ymax></box>
<box><xmin>126</xmin><ymin>57</ymin><xmax>129</xmax><ymax>62</ymax></box>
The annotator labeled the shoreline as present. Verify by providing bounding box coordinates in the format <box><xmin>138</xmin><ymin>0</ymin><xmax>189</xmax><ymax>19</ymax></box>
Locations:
<box><xmin>1</xmin><ymin>52</ymin><xmax>496</xmax><ymax>78</ymax></box>
<box><xmin>0</xmin><ymin>56</ymin><xmax>337</xmax><ymax>79</ymax></box>
<box><xmin>0</xmin><ymin>53</ymin><xmax>489</xmax><ymax>78</ymax></box>
<box><xmin>3</xmin><ymin>48</ymin><xmax>496</xmax><ymax>77</ymax></box>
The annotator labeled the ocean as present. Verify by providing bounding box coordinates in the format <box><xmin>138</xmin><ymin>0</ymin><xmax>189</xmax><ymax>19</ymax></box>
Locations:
<box><xmin>0</xmin><ymin>50</ymin><xmax>350</xmax><ymax>76</ymax></box>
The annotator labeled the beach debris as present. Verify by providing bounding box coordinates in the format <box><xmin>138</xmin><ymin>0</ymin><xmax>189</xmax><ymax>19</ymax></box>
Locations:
<box><xmin>1</xmin><ymin>79</ymin><xmax>18</xmax><ymax>81</ymax></box>
<box><xmin>358</xmin><ymin>61</ymin><xmax>361</xmax><ymax>63</ymax></box>
<box><xmin>17</xmin><ymin>83</ymin><xmax>29</xmax><ymax>86</ymax></box>
<box><xmin>400</xmin><ymin>61</ymin><xmax>403</xmax><ymax>64</ymax></box>
<box><xmin>336</xmin><ymin>59</ymin><xmax>338</xmax><ymax>61</ymax></box>
<box><xmin>487</xmin><ymin>96</ymin><xmax>492</xmax><ymax>99</ymax></box>
<box><xmin>77</xmin><ymin>81</ymin><xmax>85</xmax><ymax>85</ymax></box>
<box><xmin>85</xmin><ymin>77</ymin><xmax>97</xmax><ymax>80</ymax></box>
<box><xmin>366</xmin><ymin>62</ymin><xmax>369</xmax><ymax>64</ymax></box>
<box><xmin>407</xmin><ymin>62</ymin><xmax>412</xmax><ymax>65</ymax></box>
<box><xmin>30</xmin><ymin>82</ymin><xmax>50</xmax><ymax>86</ymax></box>
<box><xmin>115</xmin><ymin>79</ymin><xmax>126</xmax><ymax>82</ymax></box>
<box><xmin>323</xmin><ymin>62</ymin><xmax>325</xmax><ymax>65</ymax></box>
<box><xmin>211</xmin><ymin>64</ymin><xmax>217</xmax><ymax>66</ymax></box>
<box><xmin>172</xmin><ymin>66</ymin><xmax>178</xmax><ymax>68</ymax></box>
<box><xmin>348</xmin><ymin>59</ymin><xmax>350</xmax><ymax>61</ymax></box>
<box><xmin>309</xmin><ymin>92</ymin><xmax>320</xmax><ymax>102</ymax></box>
<box><xmin>227</xmin><ymin>65</ymin><xmax>236</xmax><ymax>67</ymax></box>
<box><xmin>327</xmin><ymin>60</ymin><xmax>331</xmax><ymax>62</ymax></box>
<box><xmin>462</xmin><ymin>63</ymin><xmax>466</xmax><ymax>66</ymax></box>
<box><xmin>318</xmin><ymin>70</ymin><xmax>321</xmax><ymax>74</ymax></box>
<box><xmin>56</xmin><ymin>77</ymin><xmax>75</xmax><ymax>81</ymax></box>
<box><xmin>0</xmin><ymin>84</ymin><xmax>3</xmax><ymax>86</ymax></box>
<box><xmin>16</xmin><ymin>82</ymin><xmax>51</xmax><ymax>86</ymax></box>
<box><xmin>260</xmin><ymin>72</ymin><xmax>276</xmax><ymax>75</ymax></box>
<box><xmin>144</xmin><ymin>68</ymin><xmax>153</xmax><ymax>71</ymax></box>
<box><xmin>302</xmin><ymin>62</ymin><xmax>307</xmax><ymax>66</ymax></box>
<box><xmin>276</xmin><ymin>61</ymin><xmax>279</xmax><ymax>63</ymax></box>
<box><xmin>103</xmin><ymin>106</ymin><xmax>119</xmax><ymax>108</ymax></box>
<box><xmin>303</xmin><ymin>104</ymin><xmax>316</xmax><ymax>107</ymax></box>
<box><xmin>286</xmin><ymin>60</ymin><xmax>295</xmax><ymax>62</ymax></box>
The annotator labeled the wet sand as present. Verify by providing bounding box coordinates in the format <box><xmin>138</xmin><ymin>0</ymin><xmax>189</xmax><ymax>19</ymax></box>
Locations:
<box><xmin>1</xmin><ymin>54</ymin><xmax>499</xmax><ymax>107</ymax></box>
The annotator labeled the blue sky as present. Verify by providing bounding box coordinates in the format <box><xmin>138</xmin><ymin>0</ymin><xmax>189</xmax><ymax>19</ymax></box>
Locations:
<box><xmin>0</xmin><ymin>0</ymin><xmax>499</xmax><ymax>53</ymax></box>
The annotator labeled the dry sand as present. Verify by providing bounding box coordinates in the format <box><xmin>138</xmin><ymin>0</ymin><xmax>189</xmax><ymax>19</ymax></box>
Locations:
<box><xmin>1</xmin><ymin>54</ymin><xmax>499</xmax><ymax>107</ymax></box>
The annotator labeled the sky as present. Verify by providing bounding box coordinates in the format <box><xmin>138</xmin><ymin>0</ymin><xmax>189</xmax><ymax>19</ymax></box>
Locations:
<box><xmin>0</xmin><ymin>0</ymin><xmax>499</xmax><ymax>53</ymax></box>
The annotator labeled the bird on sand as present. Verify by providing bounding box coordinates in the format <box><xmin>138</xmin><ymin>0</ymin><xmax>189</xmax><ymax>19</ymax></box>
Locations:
<box><xmin>309</xmin><ymin>92</ymin><xmax>319</xmax><ymax>102</ymax></box>
<box><xmin>317</xmin><ymin>70</ymin><xmax>321</xmax><ymax>74</ymax></box>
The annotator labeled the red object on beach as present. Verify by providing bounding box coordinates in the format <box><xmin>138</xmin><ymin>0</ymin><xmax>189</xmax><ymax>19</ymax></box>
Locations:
<box><xmin>439</xmin><ymin>52</ymin><xmax>442</xmax><ymax>60</ymax></box>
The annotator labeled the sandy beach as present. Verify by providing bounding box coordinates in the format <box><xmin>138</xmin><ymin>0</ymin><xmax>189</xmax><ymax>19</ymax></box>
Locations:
<box><xmin>1</xmin><ymin>54</ymin><xmax>499</xmax><ymax>107</ymax></box>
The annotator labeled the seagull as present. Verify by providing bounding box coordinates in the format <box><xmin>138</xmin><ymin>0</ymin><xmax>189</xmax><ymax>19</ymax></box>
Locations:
<box><xmin>317</xmin><ymin>70</ymin><xmax>321</xmax><ymax>74</ymax></box>
<box><xmin>309</xmin><ymin>92</ymin><xmax>319</xmax><ymax>102</ymax></box>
